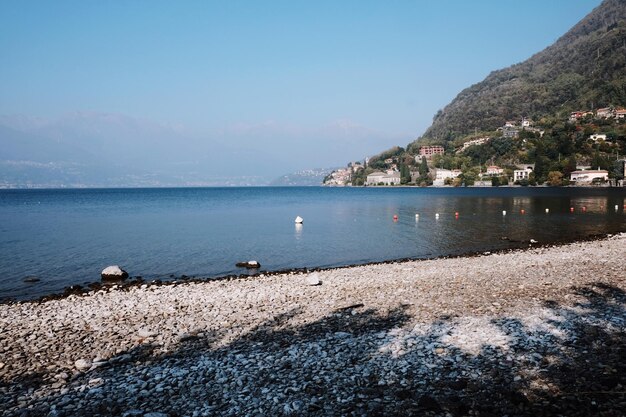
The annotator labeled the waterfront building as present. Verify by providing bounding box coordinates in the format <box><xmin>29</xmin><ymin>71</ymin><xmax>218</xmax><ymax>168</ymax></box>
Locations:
<box><xmin>570</xmin><ymin>170</ymin><xmax>609</xmax><ymax>184</ymax></box>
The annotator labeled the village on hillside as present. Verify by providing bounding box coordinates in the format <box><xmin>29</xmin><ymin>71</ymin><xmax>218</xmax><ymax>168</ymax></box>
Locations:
<box><xmin>324</xmin><ymin>106</ymin><xmax>626</xmax><ymax>187</ymax></box>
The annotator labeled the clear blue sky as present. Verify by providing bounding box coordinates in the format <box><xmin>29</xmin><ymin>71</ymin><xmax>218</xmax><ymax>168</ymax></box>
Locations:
<box><xmin>0</xmin><ymin>0</ymin><xmax>604</xmax><ymax>174</ymax></box>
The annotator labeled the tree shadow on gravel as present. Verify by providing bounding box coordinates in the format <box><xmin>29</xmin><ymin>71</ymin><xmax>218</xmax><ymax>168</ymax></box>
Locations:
<box><xmin>3</xmin><ymin>283</ymin><xmax>626</xmax><ymax>417</ymax></box>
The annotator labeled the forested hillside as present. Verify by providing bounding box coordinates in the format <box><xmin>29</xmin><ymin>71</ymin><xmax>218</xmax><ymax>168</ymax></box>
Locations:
<box><xmin>413</xmin><ymin>0</ymin><xmax>626</xmax><ymax>146</ymax></box>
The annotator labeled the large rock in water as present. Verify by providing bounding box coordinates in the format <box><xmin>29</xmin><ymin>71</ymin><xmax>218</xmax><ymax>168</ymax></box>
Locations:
<box><xmin>101</xmin><ymin>265</ymin><xmax>129</xmax><ymax>281</ymax></box>
<box><xmin>236</xmin><ymin>261</ymin><xmax>261</xmax><ymax>269</ymax></box>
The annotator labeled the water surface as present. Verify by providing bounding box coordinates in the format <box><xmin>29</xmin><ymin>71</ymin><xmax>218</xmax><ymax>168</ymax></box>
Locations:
<box><xmin>1</xmin><ymin>187</ymin><xmax>625</xmax><ymax>301</ymax></box>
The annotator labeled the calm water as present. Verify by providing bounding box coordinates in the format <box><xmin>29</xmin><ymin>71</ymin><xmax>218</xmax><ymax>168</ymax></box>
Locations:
<box><xmin>1</xmin><ymin>186</ymin><xmax>625</xmax><ymax>301</ymax></box>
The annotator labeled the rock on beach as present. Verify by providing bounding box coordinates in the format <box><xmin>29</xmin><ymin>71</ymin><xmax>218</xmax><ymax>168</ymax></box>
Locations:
<box><xmin>101</xmin><ymin>265</ymin><xmax>129</xmax><ymax>281</ymax></box>
<box><xmin>305</xmin><ymin>272</ymin><xmax>321</xmax><ymax>286</ymax></box>
<box><xmin>235</xmin><ymin>260</ymin><xmax>261</xmax><ymax>269</ymax></box>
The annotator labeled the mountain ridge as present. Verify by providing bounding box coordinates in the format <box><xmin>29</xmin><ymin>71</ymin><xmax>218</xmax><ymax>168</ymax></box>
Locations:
<box><xmin>412</xmin><ymin>0</ymin><xmax>626</xmax><ymax>147</ymax></box>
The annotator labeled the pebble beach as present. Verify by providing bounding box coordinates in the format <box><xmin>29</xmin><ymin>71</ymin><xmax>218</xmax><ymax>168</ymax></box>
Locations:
<box><xmin>1</xmin><ymin>233</ymin><xmax>626</xmax><ymax>416</ymax></box>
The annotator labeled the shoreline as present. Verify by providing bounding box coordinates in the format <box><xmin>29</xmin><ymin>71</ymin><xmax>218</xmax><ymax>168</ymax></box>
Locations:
<box><xmin>1</xmin><ymin>232</ymin><xmax>625</xmax><ymax>416</ymax></box>
<box><xmin>7</xmin><ymin>229</ymin><xmax>625</xmax><ymax>305</ymax></box>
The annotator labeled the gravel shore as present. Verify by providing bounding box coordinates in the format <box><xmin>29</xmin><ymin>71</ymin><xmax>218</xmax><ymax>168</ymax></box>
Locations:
<box><xmin>1</xmin><ymin>234</ymin><xmax>626</xmax><ymax>416</ymax></box>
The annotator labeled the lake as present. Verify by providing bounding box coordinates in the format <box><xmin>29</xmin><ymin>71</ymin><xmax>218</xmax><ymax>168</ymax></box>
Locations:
<box><xmin>1</xmin><ymin>186</ymin><xmax>625</xmax><ymax>301</ymax></box>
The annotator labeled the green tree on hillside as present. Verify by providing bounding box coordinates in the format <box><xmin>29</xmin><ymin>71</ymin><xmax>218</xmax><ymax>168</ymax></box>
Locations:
<box><xmin>400</xmin><ymin>165</ymin><xmax>411</xmax><ymax>185</ymax></box>
<box><xmin>419</xmin><ymin>157</ymin><xmax>429</xmax><ymax>176</ymax></box>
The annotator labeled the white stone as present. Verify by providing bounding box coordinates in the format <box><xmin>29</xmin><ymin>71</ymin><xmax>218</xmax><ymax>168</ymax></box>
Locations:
<box><xmin>88</xmin><ymin>378</ymin><xmax>104</xmax><ymax>386</ymax></box>
<box><xmin>101</xmin><ymin>265</ymin><xmax>128</xmax><ymax>280</ymax></box>
<box><xmin>305</xmin><ymin>273</ymin><xmax>321</xmax><ymax>286</ymax></box>
<box><xmin>138</xmin><ymin>328</ymin><xmax>156</xmax><ymax>338</ymax></box>
<box><xmin>74</xmin><ymin>359</ymin><xmax>92</xmax><ymax>371</ymax></box>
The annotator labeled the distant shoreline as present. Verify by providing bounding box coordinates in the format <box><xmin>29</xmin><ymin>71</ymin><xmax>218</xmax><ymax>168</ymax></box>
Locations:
<box><xmin>1</xmin><ymin>184</ymin><xmax>625</xmax><ymax>191</ymax></box>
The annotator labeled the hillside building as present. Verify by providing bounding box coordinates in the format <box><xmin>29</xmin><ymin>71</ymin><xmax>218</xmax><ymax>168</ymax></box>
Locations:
<box><xmin>418</xmin><ymin>146</ymin><xmax>445</xmax><ymax>159</ymax></box>
<box><xmin>596</xmin><ymin>108</ymin><xmax>615</xmax><ymax>119</ymax></box>
<box><xmin>589</xmin><ymin>134</ymin><xmax>607</xmax><ymax>142</ymax></box>
<box><xmin>569</xmin><ymin>111</ymin><xmax>594</xmax><ymax>122</ymax></box>
<box><xmin>485</xmin><ymin>166</ymin><xmax>504</xmax><ymax>176</ymax></box>
<box><xmin>514</xmin><ymin>168</ymin><xmax>533</xmax><ymax>182</ymax></box>
<box><xmin>459</xmin><ymin>137</ymin><xmax>490</xmax><ymax>152</ymax></box>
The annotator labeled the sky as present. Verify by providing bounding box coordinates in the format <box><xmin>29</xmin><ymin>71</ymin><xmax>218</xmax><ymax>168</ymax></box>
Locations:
<box><xmin>0</xmin><ymin>0</ymin><xmax>604</xmax><ymax>182</ymax></box>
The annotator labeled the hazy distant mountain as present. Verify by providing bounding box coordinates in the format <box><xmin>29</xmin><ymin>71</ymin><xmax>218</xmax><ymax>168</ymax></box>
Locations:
<box><xmin>411</xmin><ymin>0</ymin><xmax>626</xmax><ymax>146</ymax></box>
<box><xmin>0</xmin><ymin>112</ymin><xmax>276</xmax><ymax>188</ymax></box>
<box><xmin>0</xmin><ymin>111</ymin><xmax>401</xmax><ymax>188</ymax></box>
<box><xmin>269</xmin><ymin>168</ymin><xmax>334</xmax><ymax>186</ymax></box>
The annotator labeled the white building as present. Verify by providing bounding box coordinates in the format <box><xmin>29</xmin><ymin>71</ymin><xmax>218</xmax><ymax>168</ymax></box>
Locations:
<box><xmin>460</xmin><ymin>137</ymin><xmax>490</xmax><ymax>152</ymax></box>
<box><xmin>596</xmin><ymin>108</ymin><xmax>614</xmax><ymax>119</ymax></box>
<box><xmin>324</xmin><ymin>168</ymin><xmax>352</xmax><ymax>186</ymax></box>
<box><xmin>432</xmin><ymin>168</ymin><xmax>461</xmax><ymax>186</ymax></box>
<box><xmin>589</xmin><ymin>134</ymin><xmax>607</xmax><ymax>142</ymax></box>
<box><xmin>486</xmin><ymin>165</ymin><xmax>504</xmax><ymax>176</ymax></box>
<box><xmin>366</xmin><ymin>171</ymin><xmax>401</xmax><ymax>186</ymax></box>
<box><xmin>366</xmin><ymin>172</ymin><xmax>385</xmax><ymax>185</ymax></box>
<box><xmin>434</xmin><ymin>168</ymin><xmax>461</xmax><ymax>181</ymax></box>
<box><xmin>514</xmin><ymin>168</ymin><xmax>532</xmax><ymax>182</ymax></box>
<box><xmin>570</xmin><ymin>170</ymin><xmax>609</xmax><ymax>184</ymax></box>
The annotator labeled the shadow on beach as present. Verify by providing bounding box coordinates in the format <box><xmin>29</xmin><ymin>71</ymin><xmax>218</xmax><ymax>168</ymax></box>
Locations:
<box><xmin>2</xmin><ymin>283</ymin><xmax>626</xmax><ymax>416</ymax></box>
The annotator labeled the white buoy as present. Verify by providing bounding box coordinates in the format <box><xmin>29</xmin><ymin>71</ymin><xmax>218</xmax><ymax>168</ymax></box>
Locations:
<box><xmin>502</xmin><ymin>210</ymin><xmax>507</xmax><ymax>216</ymax></box>
<box><xmin>295</xmin><ymin>216</ymin><xmax>303</xmax><ymax>224</ymax></box>
<box><xmin>545</xmin><ymin>208</ymin><xmax>549</xmax><ymax>213</ymax></box>
<box><xmin>615</xmin><ymin>205</ymin><xmax>619</xmax><ymax>212</ymax></box>
<box><xmin>435</xmin><ymin>213</ymin><xmax>440</xmax><ymax>219</ymax></box>
<box><xmin>415</xmin><ymin>214</ymin><xmax>419</xmax><ymax>220</ymax></box>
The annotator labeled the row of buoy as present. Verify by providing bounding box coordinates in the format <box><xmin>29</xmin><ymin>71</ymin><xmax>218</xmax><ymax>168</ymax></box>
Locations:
<box><xmin>396</xmin><ymin>204</ymin><xmax>626</xmax><ymax>220</ymax></box>
<box><xmin>300</xmin><ymin>204</ymin><xmax>624</xmax><ymax>224</ymax></box>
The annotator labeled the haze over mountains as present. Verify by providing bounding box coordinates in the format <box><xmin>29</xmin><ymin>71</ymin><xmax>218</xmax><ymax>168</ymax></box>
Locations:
<box><xmin>0</xmin><ymin>113</ymin><xmax>398</xmax><ymax>187</ymax></box>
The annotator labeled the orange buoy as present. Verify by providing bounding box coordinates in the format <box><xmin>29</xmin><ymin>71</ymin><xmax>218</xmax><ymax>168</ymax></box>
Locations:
<box><xmin>393</xmin><ymin>215</ymin><xmax>398</xmax><ymax>221</ymax></box>
<box><xmin>582</xmin><ymin>206</ymin><xmax>587</xmax><ymax>212</ymax></box>
<box><xmin>521</xmin><ymin>209</ymin><xmax>525</xmax><ymax>214</ymax></box>
<box><xmin>570</xmin><ymin>207</ymin><xmax>574</xmax><ymax>213</ymax></box>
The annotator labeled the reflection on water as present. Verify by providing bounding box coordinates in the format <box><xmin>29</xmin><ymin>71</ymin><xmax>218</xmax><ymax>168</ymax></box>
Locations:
<box><xmin>0</xmin><ymin>187</ymin><xmax>624</xmax><ymax>301</ymax></box>
<box><xmin>294</xmin><ymin>223</ymin><xmax>303</xmax><ymax>239</ymax></box>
